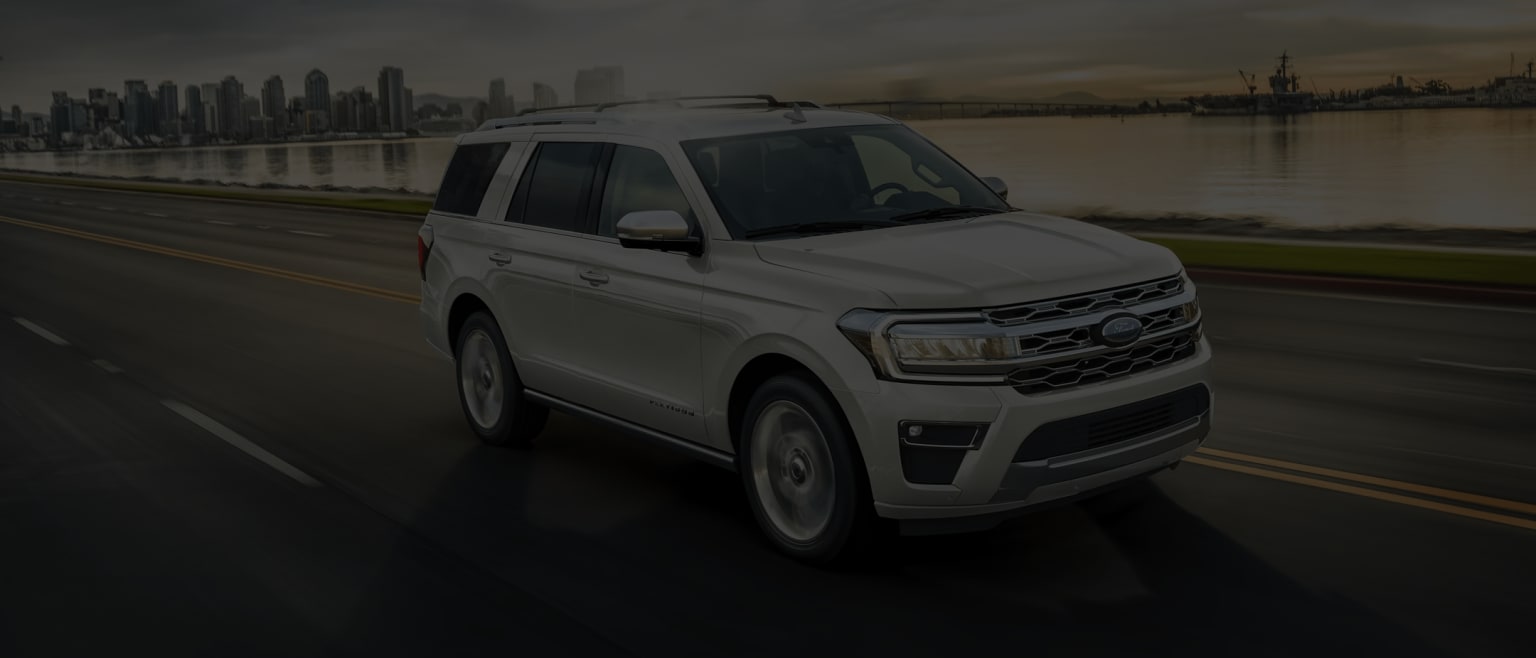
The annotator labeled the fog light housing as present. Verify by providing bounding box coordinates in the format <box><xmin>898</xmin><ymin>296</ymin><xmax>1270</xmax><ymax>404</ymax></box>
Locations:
<box><xmin>897</xmin><ymin>422</ymin><xmax>987</xmax><ymax>449</ymax></box>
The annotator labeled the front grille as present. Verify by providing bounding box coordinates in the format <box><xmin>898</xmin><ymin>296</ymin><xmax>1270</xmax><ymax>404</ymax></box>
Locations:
<box><xmin>985</xmin><ymin>275</ymin><xmax>1184</xmax><ymax>326</ymax></box>
<box><xmin>1008</xmin><ymin>325</ymin><xmax>1201</xmax><ymax>395</ymax></box>
<box><xmin>1015</xmin><ymin>304</ymin><xmax>1193</xmax><ymax>359</ymax></box>
<box><xmin>1013</xmin><ymin>384</ymin><xmax>1211</xmax><ymax>462</ymax></box>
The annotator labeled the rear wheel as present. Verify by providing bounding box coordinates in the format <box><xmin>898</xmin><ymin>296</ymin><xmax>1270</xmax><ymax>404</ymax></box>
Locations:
<box><xmin>455</xmin><ymin>312</ymin><xmax>547</xmax><ymax>447</ymax></box>
<box><xmin>739</xmin><ymin>374</ymin><xmax>881</xmax><ymax>565</ymax></box>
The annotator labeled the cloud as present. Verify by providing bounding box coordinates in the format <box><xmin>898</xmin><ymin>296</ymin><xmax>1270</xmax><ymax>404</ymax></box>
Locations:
<box><xmin>1</xmin><ymin>0</ymin><xmax>1532</xmax><ymax>111</ymax></box>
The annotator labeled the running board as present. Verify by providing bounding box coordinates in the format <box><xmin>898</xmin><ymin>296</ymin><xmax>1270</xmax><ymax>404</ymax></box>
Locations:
<box><xmin>523</xmin><ymin>390</ymin><xmax>737</xmax><ymax>471</ymax></box>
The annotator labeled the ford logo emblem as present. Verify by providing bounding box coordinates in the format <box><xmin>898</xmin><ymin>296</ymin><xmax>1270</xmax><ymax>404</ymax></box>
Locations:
<box><xmin>1093</xmin><ymin>313</ymin><xmax>1145</xmax><ymax>347</ymax></box>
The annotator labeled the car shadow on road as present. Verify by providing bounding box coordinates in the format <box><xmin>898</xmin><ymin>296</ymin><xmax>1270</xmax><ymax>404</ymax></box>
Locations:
<box><xmin>330</xmin><ymin>415</ymin><xmax>1454</xmax><ymax>658</ymax></box>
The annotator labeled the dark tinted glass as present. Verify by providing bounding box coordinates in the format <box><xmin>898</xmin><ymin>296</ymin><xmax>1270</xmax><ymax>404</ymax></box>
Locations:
<box><xmin>432</xmin><ymin>142</ymin><xmax>510</xmax><ymax>216</ymax></box>
<box><xmin>512</xmin><ymin>142</ymin><xmax>602</xmax><ymax>232</ymax></box>
<box><xmin>597</xmin><ymin>146</ymin><xmax>695</xmax><ymax>237</ymax></box>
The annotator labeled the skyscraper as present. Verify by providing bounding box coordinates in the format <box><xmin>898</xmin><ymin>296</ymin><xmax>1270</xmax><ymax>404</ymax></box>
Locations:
<box><xmin>261</xmin><ymin>75</ymin><xmax>287</xmax><ymax>136</ymax></box>
<box><xmin>376</xmin><ymin>66</ymin><xmax>406</xmax><ymax>132</ymax></box>
<box><xmin>122</xmin><ymin>80</ymin><xmax>149</xmax><ymax>138</ymax></box>
<box><xmin>574</xmin><ymin>66</ymin><xmax>625</xmax><ymax>106</ymax></box>
<box><xmin>532</xmin><ymin>82</ymin><xmax>558</xmax><ymax>109</ymax></box>
<box><xmin>242</xmin><ymin>95</ymin><xmax>263</xmax><ymax>136</ymax></box>
<box><xmin>200</xmin><ymin>83</ymin><xmax>221</xmax><ymax>136</ymax></box>
<box><xmin>185</xmin><ymin>85</ymin><xmax>204</xmax><ymax>136</ymax></box>
<box><xmin>489</xmin><ymin>78</ymin><xmax>508</xmax><ymax>118</ymax></box>
<box><xmin>49</xmin><ymin>92</ymin><xmax>71</xmax><ymax>141</ymax></box>
<box><xmin>304</xmin><ymin>69</ymin><xmax>330</xmax><ymax>134</ymax></box>
<box><xmin>157</xmin><ymin>81</ymin><xmax>180</xmax><ymax>137</ymax></box>
<box><xmin>217</xmin><ymin>76</ymin><xmax>245</xmax><ymax>139</ymax></box>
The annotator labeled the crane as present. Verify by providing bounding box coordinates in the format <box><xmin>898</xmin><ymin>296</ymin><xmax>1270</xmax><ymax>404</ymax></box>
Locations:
<box><xmin>1237</xmin><ymin>70</ymin><xmax>1257</xmax><ymax>96</ymax></box>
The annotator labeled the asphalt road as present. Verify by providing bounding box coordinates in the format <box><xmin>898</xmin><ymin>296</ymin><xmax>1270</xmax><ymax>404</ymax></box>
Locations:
<box><xmin>2</xmin><ymin>179</ymin><xmax>1533</xmax><ymax>658</ymax></box>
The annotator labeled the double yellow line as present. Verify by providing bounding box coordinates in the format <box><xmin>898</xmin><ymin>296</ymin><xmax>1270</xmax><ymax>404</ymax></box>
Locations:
<box><xmin>5</xmin><ymin>212</ymin><xmax>1535</xmax><ymax>532</ymax></box>
<box><xmin>1189</xmin><ymin>448</ymin><xmax>1536</xmax><ymax>531</ymax></box>
<box><xmin>0</xmin><ymin>214</ymin><xmax>420</xmax><ymax>305</ymax></box>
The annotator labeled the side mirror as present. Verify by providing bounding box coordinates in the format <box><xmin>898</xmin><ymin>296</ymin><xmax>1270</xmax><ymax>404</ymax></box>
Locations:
<box><xmin>616</xmin><ymin>210</ymin><xmax>703</xmax><ymax>257</ymax></box>
<box><xmin>981</xmin><ymin>176</ymin><xmax>1009</xmax><ymax>201</ymax></box>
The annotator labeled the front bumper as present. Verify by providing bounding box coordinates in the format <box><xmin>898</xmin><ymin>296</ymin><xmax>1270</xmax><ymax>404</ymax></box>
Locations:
<box><xmin>846</xmin><ymin>337</ymin><xmax>1213</xmax><ymax>530</ymax></box>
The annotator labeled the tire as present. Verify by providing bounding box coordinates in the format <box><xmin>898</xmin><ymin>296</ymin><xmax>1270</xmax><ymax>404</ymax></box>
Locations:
<box><xmin>454</xmin><ymin>311</ymin><xmax>547</xmax><ymax>447</ymax></box>
<box><xmin>738</xmin><ymin>373</ymin><xmax>882</xmax><ymax>565</ymax></box>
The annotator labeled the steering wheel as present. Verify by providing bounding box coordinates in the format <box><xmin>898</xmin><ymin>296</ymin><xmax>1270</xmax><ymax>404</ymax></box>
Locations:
<box><xmin>869</xmin><ymin>182</ymin><xmax>909</xmax><ymax>200</ymax></box>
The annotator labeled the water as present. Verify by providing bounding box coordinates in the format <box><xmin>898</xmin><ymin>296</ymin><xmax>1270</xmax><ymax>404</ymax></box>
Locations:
<box><xmin>2</xmin><ymin>108</ymin><xmax>1532</xmax><ymax>228</ymax></box>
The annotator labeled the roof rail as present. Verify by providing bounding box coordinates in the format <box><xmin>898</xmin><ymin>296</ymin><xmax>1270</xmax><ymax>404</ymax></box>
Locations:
<box><xmin>512</xmin><ymin>95</ymin><xmax>821</xmax><ymax>117</ymax></box>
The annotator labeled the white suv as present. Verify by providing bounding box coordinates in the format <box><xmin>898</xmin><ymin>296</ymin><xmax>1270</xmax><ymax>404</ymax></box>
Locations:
<box><xmin>416</xmin><ymin>95</ymin><xmax>1213</xmax><ymax>564</ymax></box>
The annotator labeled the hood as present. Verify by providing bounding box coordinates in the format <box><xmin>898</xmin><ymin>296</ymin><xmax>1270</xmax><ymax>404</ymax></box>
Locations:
<box><xmin>751</xmin><ymin>212</ymin><xmax>1183</xmax><ymax>309</ymax></box>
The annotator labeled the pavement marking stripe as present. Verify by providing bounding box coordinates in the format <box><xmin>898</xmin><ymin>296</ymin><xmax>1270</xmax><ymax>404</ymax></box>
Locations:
<box><xmin>96</xmin><ymin>206</ymin><xmax>117</xmax><ymax>211</ymax></box>
<box><xmin>1198</xmin><ymin>447</ymin><xmax>1536</xmax><ymax>517</ymax></box>
<box><xmin>162</xmin><ymin>400</ymin><xmax>323</xmax><ymax>488</ymax></box>
<box><xmin>0</xmin><ymin>214</ymin><xmax>419</xmax><ymax>304</ymax></box>
<box><xmin>92</xmin><ymin>359</ymin><xmax>125</xmax><ymax>374</ymax></box>
<box><xmin>1185</xmin><ymin>456</ymin><xmax>1536</xmax><ymax>532</ymax></box>
<box><xmin>14</xmin><ymin>317</ymin><xmax>70</xmax><ymax>346</ymax></box>
<box><xmin>1416</xmin><ymin>358</ymin><xmax>1536</xmax><ymax>377</ymax></box>
<box><xmin>144</xmin><ymin>212</ymin><xmax>169</xmax><ymax>218</ymax></box>
<box><xmin>288</xmin><ymin>230</ymin><xmax>332</xmax><ymax>238</ymax></box>
<box><xmin>206</xmin><ymin>220</ymin><xmax>238</xmax><ymax>226</ymax></box>
<box><xmin>1199</xmin><ymin>284</ymin><xmax>1536</xmax><ymax>316</ymax></box>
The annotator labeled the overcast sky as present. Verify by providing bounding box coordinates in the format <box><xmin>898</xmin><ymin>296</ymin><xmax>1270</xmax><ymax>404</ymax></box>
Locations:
<box><xmin>2</xmin><ymin>0</ymin><xmax>1533</xmax><ymax>111</ymax></box>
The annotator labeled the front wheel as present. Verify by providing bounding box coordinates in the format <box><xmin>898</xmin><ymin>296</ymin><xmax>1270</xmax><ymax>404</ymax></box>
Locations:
<box><xmin>739</xmin><ymin>374</ymin><xmax>882</xmax><ymax>565</ymax></box>
<box><xmin>455</xmin><ymin>312</ymin><xmax>547</xmax><ymax>447</ymax></box>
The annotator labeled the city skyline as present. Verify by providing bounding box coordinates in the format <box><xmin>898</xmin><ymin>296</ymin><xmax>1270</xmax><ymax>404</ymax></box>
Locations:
<box><xmin>2</xmin><ymin>0</ymin><xmax>1534</xmax><ymax>113</ymax></box>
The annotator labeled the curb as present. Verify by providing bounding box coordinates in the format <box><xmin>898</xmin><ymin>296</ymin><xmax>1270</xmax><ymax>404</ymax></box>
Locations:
<box><xmin>1187</xmin><ymin>267</ymin><xmax>1536</xmax><ymax>307</ymax></box>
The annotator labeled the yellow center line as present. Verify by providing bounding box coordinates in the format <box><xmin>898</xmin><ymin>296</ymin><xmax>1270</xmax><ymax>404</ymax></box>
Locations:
<box><xmin>0</xmin><ymin>214</ymin><xmax>420</xmax><ymax>305</ymax></box>
<box><xmin>1185</xmin><ymin>456</ymin><xmax>1536</xmax><ymax>532</ymax></box>
<box><xmin>1196</xmin><ymin>447</ymin><xmax>1536</xmax><ymax>517</ymax></box>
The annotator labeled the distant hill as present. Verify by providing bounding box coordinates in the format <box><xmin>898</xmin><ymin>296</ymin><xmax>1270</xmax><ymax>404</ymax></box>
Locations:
<box><xmin>414</xmin><ymin>93</ymin><xmax>484</xmax><ymax>110</ymax></box>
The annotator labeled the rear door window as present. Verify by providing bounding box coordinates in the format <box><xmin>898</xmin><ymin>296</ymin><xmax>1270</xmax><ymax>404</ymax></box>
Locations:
<box><xmin>507</xmin><ymin>141</ymin><xmax>603</xmax><ymax>232</ymax></box>
<box><xmin>433</xmin><ymin>142</ymin><xmax>512</xmax><ymax>216</ymax></box>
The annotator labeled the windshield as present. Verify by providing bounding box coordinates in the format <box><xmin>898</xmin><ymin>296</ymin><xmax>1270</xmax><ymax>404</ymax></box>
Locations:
<box><xmin>681</xmin><ymin>124</ymin><xmax>1010</xmax><ymax>239</ymax></box>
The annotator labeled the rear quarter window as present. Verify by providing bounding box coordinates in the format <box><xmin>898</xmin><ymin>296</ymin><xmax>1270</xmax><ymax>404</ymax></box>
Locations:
<box><xmin>433</xmin><ymin>142</ymin><xmax>512</xmax><ymax>216</ymax></box>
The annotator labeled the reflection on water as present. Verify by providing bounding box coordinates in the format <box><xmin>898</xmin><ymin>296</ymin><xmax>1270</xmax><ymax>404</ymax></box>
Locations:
<box><xmin>265</xmin><ymin>147</ymin><xmax>290</xmax><ymax>180</ymax></box>
<box><xmin>1</xmin><ymin>110</ymin><xmax>1531</xmax><ymax>227</ymax></box>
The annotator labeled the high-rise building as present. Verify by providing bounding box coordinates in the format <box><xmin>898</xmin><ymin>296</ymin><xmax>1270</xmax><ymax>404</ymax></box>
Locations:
<box><xmin>217</xmin><ymin>76</ymin><xmax>245</xmax><ymax>139</ymax></box>
<box><xmin>185</xmin><ymin>85</ymin><xmax>204</xmax><ymax>136</ymax></box>
<box><xmin>404</xmin><ymin>87</ymin><xmax>414</xmax><ymax>129</ymax></box>
<box><xmin>49</xmin><ymin>92</ymin><xmax>71</xmax><ymax>141</ymax></box>
<box><xmin>122</xmin><ymin>80</ymin><xmax>149</xmax><ymax>138</ymax></box>
<box><xmin>241</xmin><ymin>95</ymin><xmax>263</xmax><ymax>137</ymax></box>
<box><xmin>261</xmin><ymin>75</ymin><xmax>287</xmax><ymax>136</ymax></box>
<box><xmin>304</xmin><ymin>69</ymin><xmax>330</xmax><ymax>134</ymax></box>
<box><xmin>86</xmin><ymin>88</ymin><xmax>108</xmax><ymax>132</ymax></box>
<box><xmin>574</xmin><ymin>66</ymin><xmax>625</xmax><ymax>106</ymax></box>
<box><xmin>489</xmin><ymin>78</ymin><xmax>509</xmax><ymax>118</ymax></box>
<box><xmin>532</xmin><ymin>82</ymin><xmax>558</xmax><ymax>109</ymax></box>
<box><xmin>200</xmin><ymin>83</ymin><xmax>221</xmax><ymax>136</ymax></box>
<box><xmin>70</xmin><ymin>99</ymin><xmax>90</xmax><ymax>136</ymax></box>
<box><xmin>376</xmin><ymin>66</ymin><xmax>406</xmax><ymax>131</ymax></box>
<box><xmin>105</xmin><ymin>92</ymin><xmax>121</xmax><ymax>122</ymax></box>
<box><xmin>157</xmin><ymin>81</ymin><xmax>180</xmax><ymax>137</ymax></box>
<box><xmin>9</xmin><ymin>106</ymin><xmax>20</xmax><ymax>135</ymax></box>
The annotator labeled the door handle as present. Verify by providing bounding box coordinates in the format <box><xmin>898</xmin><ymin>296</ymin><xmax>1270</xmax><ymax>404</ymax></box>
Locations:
<box><xmin>489</xmin><ymin>252</ymin><xmax>512</xmax><ymax>265</ymax></box>
<box><xmin>579</xmin><ymin>270</ymin><xmax>610</xmax><ymax>286</ymax></box>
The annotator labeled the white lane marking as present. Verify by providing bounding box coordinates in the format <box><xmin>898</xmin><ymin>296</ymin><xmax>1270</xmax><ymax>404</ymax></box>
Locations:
<box><xmin>60</xmin><ymin>200</ymin><xmax>76</xmax><ymax>206</ymax></box>
<box><xmin>161</xmin><ymin>400</ymin><xmax>323</xmax><ymax>487</ymax></box>
<box><xmin>1417</xmin><ymin>358</ymin><xmax>1536</xmax><ymax>377</ymax></box>
<box><xmin>13</xmin><ymin>318</ymin><xmax>69</xmax><ymax>346</ymax></box>
<box><xmin>96</xmin><ymin>205</ymin><xmax>117</xmax><ymax>211</ymax></box>
<box><xmin>287</xmin><ymin>230</ymin><xmax>332</xmax><ymax>238</ymax></box>
<box><xmin>206</xmin><ymin>220</ymin><xmax>238</xmax><ymax>226</ymax></box>
<box><xmin>1200</xmin><ymin>284</ymin><xmax>1536</xmax><ymax>316</ymax></box>
<box><xmin>144</xmin><ymin>212</ymin><xmax>169</xmax><ymax>218</ymax></box>
<box><xmin>92</xmin><ymin>359</ymin><xmax>124</xmax><ymax>374</ymax></box>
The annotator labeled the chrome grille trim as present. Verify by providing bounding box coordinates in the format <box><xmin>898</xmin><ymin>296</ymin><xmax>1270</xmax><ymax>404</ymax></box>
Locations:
<box><xmin>1008</xmin><ymin>325</ymin><xmax>1203</xmax><ymax>395</ymax></box>
<box><xmin>984</xmin><ymin>275</ymin><xmax>1184</xmax><ymax>326</ymax></box>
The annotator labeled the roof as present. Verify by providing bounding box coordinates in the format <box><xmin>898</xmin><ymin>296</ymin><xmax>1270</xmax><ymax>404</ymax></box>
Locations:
<box><xmin>460</xmin><ymin>97</ymin><xmax>898</xmax><ymax>144</ymax></box>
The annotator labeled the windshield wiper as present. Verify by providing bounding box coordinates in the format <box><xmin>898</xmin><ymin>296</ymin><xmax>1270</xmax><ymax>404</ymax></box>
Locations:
<box><xmin>743</xmin><ymin>219</ymin><xmax>900</xmax><ymax>239</ymax></box>
<box><xmin>888</xmin><ymin>205</ymin><xmax>1009</xmax><ymax>223</ymax></box>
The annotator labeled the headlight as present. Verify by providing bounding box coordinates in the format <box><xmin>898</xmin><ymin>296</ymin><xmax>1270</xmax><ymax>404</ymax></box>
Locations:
<box><xmin>838</xmin><ymin>310</ymin><xmax>1018</xmax><ymax>383</ymax></box>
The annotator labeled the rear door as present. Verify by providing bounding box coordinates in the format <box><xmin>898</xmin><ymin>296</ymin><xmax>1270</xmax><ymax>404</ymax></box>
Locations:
<box><xmin>564</xmin><ymin>137</ymin><xmax>709</xmax><ymax>442</ymax></box>
<box><xmin>484</xmin><ymin>135</ymin><xmax>606</xmax><ymax>402</ymax></box>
